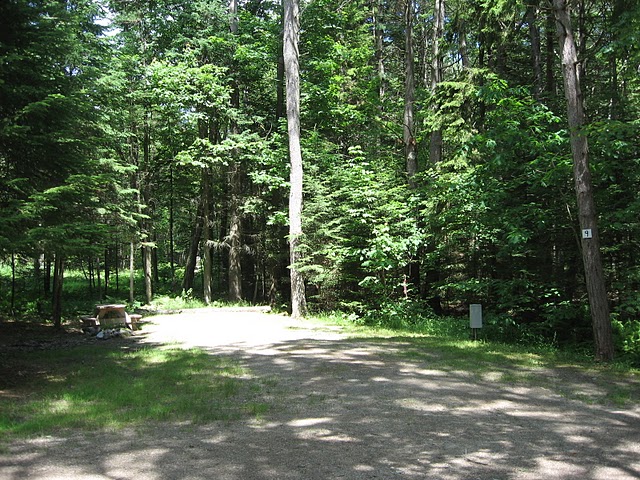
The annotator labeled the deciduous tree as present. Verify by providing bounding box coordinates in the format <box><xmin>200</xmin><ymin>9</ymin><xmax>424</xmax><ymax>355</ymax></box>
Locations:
<box><xmin>552</xmin><ymin>0</ymin><xmax>614</xmax><ymax>361</ymax></box>
<box><xmin>284</xmin><ymin>0</ymin><xmax>307</xmax><ymax>318</ymax></box>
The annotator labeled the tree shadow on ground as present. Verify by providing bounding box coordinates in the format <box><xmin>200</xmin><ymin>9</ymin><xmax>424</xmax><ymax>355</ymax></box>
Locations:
<box><xmin>1</xmin><ymin>329</ymin><xmax>639</xmax><ymax>480</ymax></box>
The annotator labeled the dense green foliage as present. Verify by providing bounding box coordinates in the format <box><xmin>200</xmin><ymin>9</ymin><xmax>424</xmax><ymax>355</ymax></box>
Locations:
<box><xmin>1</xmin><ymin>0</ymin><xmax>639</xmax><ymax>361</ymax></box>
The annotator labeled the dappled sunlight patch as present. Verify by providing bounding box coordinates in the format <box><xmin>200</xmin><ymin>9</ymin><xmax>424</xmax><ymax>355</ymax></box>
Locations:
<box><xmin>395</xmin><ymin>398</ymin><xmax>447</xmax><ymax>412</ymax></box>
<box><xmin>594</xmin><ymin>466</ymin><xmax>640</xmax><ymax>479</ymax></box>
<box><xmin>1</xmin><ymin>345</ymin><xmax>269</xmax><ymax>437</ymax></box>
<box><xmin>286</xmin><ymin>417</ymin><xmax>332</xmax><ymax>427</ymax></box>
<box><xmin>294</xmin><ymin>427</ymin><xmax>357</xmax><ymax>443</ymax></box>
<box><xmin>533</xmin><ymin>457</ymin><xmax>587</xmax><ymax>477</ymax></box>
<box><xmin>353</xmin><ymin>464</ymin><xmax>376</xmax><ymax>472</ymax></box>
<box><xmin>43</xmin><ymin>397</ymin><xmax>84</xmax><ymax>415</ymax></box>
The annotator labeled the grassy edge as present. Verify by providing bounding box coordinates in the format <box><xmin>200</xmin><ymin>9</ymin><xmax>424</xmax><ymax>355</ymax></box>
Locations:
<box><xmin>305</xmin><ymin>311</ymin><xmax>640</xmax><ymax>407</ymax></box>
<box><xmin>0</xmin><ymin>344</ymin><xmax>273</xmax><ymax>442</ymax></box>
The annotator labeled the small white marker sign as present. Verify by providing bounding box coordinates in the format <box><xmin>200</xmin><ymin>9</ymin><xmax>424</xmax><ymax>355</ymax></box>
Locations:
<box><xmin>582</xmin><ymin>229</ymin><xmax>593</xmax><ymax>239</ymax></box>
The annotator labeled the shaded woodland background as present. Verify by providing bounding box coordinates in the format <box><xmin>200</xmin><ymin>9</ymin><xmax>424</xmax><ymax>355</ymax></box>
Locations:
<box><xmin>0</xmin><ymin>0</ymin><xmax>639</xmax><ymax>360</ymax></box>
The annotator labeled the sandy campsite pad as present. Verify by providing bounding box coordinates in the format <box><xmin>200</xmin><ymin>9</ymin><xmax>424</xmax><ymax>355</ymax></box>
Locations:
<box><xmin>1</xmin><ymin>308</ymin><xmax>639</xmax><ymax>479</ymax></box>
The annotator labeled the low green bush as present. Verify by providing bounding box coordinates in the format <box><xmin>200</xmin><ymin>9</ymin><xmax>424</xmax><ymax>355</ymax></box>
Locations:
<box><xmin>613</xmin><ymin>319</ymin><xmax>640</xmax><ymax>366</ymax></box>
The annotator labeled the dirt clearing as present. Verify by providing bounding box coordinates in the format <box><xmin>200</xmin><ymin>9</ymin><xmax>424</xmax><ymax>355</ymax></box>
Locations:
<box><xmin>1</xmin><ymin>309</ymin><xmax>639</xmax><ymax>479</ymax></box>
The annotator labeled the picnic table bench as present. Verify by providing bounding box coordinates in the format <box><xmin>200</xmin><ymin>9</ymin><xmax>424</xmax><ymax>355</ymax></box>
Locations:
<box><xmin>81</xmin><ymin>304</ymin><xmax>142</xmax><ymax>330</ymax></box>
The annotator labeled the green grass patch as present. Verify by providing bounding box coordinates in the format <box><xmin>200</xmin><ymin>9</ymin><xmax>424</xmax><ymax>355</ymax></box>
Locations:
<box><xmin>310</xmin><ymin>311</ymin><xmax>640</xmax><ymax>407</ymax></box>
<box><xmin>1</xmin><ymin>345</ymin><xmax>267</xmax><ymax>438</ymax></box>
<box><xmin>144</xmin><ymin>294</ymin><xmax>259</xmax><ymax>313</ymax></box>
<box><xmin>147</xmin><ymin>293</ymin><xmax>208</xmax><ymax>311</ymax></box>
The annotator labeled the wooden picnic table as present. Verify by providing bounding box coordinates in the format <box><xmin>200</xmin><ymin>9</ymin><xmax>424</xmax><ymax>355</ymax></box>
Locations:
<box><xmin>95</xmin><ymin>304</ymin><xmax>130</xmax><ymax>328</ymax></box>
<box><xmin>81</xmin><ymin>304</ymin><xmax>143</xmax><ymax>330</ymax></box>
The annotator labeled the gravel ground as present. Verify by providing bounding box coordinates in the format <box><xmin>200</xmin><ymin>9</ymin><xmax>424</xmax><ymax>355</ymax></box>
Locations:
<box><xmin>1</xmin><ymin>309</ymin><xmax>639</xmax><ymax>480</ymax></box>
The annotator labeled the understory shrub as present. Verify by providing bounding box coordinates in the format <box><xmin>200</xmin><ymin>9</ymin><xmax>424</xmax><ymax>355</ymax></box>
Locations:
<box><xmin>613</xmin><ymin>319</ymin><xmax>640</xmax><ymax>366</ymax></box>
<box><xmin>481</xmin><ymin>313</ymin><xmax>557</xmax><ymax>347</ymax></box>
<box><xmin>362</xmin><ymin>300</ymin><xmax>467</xmax><ymax>338</ymax></box>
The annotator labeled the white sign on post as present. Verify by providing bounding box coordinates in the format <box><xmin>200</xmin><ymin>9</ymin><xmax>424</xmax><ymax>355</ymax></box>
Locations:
<box><xmin>582</xmin><ymin>229</ymin><xmax>593</xmax><ymax>239</ymax></box>
<box><xmin>470</xmin><ymin>304</ymin><xmax>483</xmax><ymax>329</ymax></box>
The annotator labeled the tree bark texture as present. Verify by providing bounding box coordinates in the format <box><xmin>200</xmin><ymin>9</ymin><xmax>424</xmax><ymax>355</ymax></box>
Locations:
<box><xmin>374</xmin><ymin>0</ymin><xmax>386</xmax><ymax>101</ymax></box>
<box><xmin>403</xmin><ymin>0</ymin><xmax>417</xmax><ymax>185</ymax></box>
<box><xmin>526</xmin><ymin>2</ymin><xmax>544</xmax><ymax>98</ymax></box>
<box><xmin>227</xmin><ymin>0</ymin><xmax>243</xmax><ymax>302</ymax></box>
<box><xmin>229</xmin><ymin>0</ymin><xmax>238</xmax><ymax>34</ymax></box>
<box><xmin>228</xmin><ymin>165</ymin><xmax>243</xmax><ymax>301</ymax></box>
<box><xmin>11</xmin><ymin>253</ymin><xmax>16</xmax><ymax>315</ymax></box>
<box><xmin>169</xmin><ymin>164</ymin><xmax>176</xmax><ymax>288</ymax></box>
<box><xmin>103</xmin><ymin>248</ymin><xmax>110</xmax><ymax>298</ymax></box>
<box><xmin>129</xmin><ymin>241</ymin><xmax>135</xmax><ymax>303</ymax></box>
<box><xmin>203</xmin><ymin>168</ymin><xmax>213</xmax><ymax>304</ymax></box>
<box><xmin>429</xmin><ymin>0</ymin><xmax>444</xmax><ymax>165</ymax></box>
<box><xmin>142</xmin><ymin>114</ymin><xmax>153</xmax><ymax>305</ymax></box>
<box><xmin>143</xmin><ymin>243</ymin><xmax>153</xmax><ymax>304</ymax></box>
<box><xmin>44</xmin><ymin>254</ymin><xmax>51</xmax><ymax>295</ymax></box>
<box><xmin>553</xmin><ymin>0</ymin><xmax>614</xmax><ymax>361</ymax></box>
<box><xmin>545</xmin><ymin>8</ymin><xmax>556</xmax><ymax>94</ymax></box>
<box><xmin>52</xmin><ymin>253</ymin><xmax>65</xmax><ymax>329</ymax></box>
<box><xmin>284</xmin><ymin>0</ymin><xmax>307</xmax><ymax>318</ymax></box>
<box><xmin>183</xmin><ymin>198</ymin><xmax>203</xmax><ymax>292</ymax></box>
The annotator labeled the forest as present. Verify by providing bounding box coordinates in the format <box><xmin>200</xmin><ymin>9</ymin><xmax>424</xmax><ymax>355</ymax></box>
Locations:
<box><xmin>0</xmin><ymin>0</ymin><xmax>639</xmax><ymax>362</ymax></box>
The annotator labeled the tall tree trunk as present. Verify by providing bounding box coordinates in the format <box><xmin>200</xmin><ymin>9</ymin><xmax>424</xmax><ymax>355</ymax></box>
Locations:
<box><xmin>403</xmin><ymin>0</ymin><xmax>421</xmax><ymax>292</ymax></box>
<box><xmin>284</xmin><ymin>0</ymin><xmax>307</xmax><ymax>318</ymax></box>
<box><xmin>276</xmin><ymin>12</ymin><xmax>286</xmax><ymax>121</ymax></box>
<box><xmin>143</xmin><ymin>242</ymin><xmax>152</xmax><ymax>304</ymax></box>
<box><xmin>11</xmin><ymin>252</ymin><xmax>16</xmax><ymax>315</ymax></box>
<box><xmin>608</xmin><ymin>0</ymin><xmax>626</xmax><ymax>120</ymax></box>
<box><xmin>44</xmin><ymin>254</ymin><xmax>51</xmax><ymax>296</ymax></box>
<box><xmin>553</xmin><ymin>0</ymin><xmax>614</xmax><ymax>361</ymax></box>
<box><xmin>456</xmin><ymin>12</ymin><xmax>469</xmax><ymax>69</ymax></box>
<box><xmin>183</xmin><ymin>199</ymin><xmax>204</xmax><ymax>292</ymax></box>
<box><xmin>104</xmin><ymin>248</ymin><xmax>110</xmax><ymax>298</ymax></box>
<box><xmin>228</xmin><ymin>167</ymin><xmax>243</xmax><ymax>301</ymax></box>
<box><xmin>115</xmin><ymin>241</ymin><xmax>119</xmax><ymax>293</ymax></box>
<box><xmin>203</xmin><ymin>168</ymin><xmax>213</xmax><ymax>304</ymax></box>
<box><xmin>141</xmin><ymin>111</ymin><xmax>153</xmax><ymax>305</ymax></box>
<box><xmin>227</xmin><ymin>0</ymin><xmax>243</xmax><ymax>302</ymax></box>
<box><xmin>422</xmin><ymin>0</ymin><xmax>446</xmax><ymax>307</ymax></box>
<box><xmin>404</xmin><ymin>0</ymin><xmax>417</xmax><ymax>185</ymax></box>
<box><xmin>545</xmin><ymin>7</ymin><xmax>556</xmax><ymax>94</ymax></box>
<box><xmin>96</xmin><ymin>255</ymin><xmax>102</xmax><ymax>301</ymax></box>
<box><xmin>373</xmin><ymin>0</ymin><xmax>386</xmax><ymax>101</ymax></box>
<box><xmin>229</xmin><ymin>0</ymin><xmax>238</xmax><ymax>34</ymax></box>
<box><xmin>169</xmin><ymin>164</ymin><xmax>176</xmax><ymax>289</ymax></box>
<box><xmin>527</xmin><ymin>1</ymin><xmax>544</xmax><ymax>98</ymax></box>
<box><xmin>129</xmin><ymin>240</ymin><xmax>135</xmax><ymax>303</ymax></box>
<box><xmin>152</xmin><ymin>233</ymin><xmax>159</xmax><ymax>284</ymax></box>
<box><xmin>88</xmin><ymin>258</ymin><xmax>94</xmax><ymax>295</ymax></box>
<box><xmin>429</xmin><ymin>0</ymin><xmax>444</xmax><ymax>165</ymax></box>
<box><xmin>52</xmin><ymin>253</ymin><xmax>65</xmax><ymax>329</ymax></box>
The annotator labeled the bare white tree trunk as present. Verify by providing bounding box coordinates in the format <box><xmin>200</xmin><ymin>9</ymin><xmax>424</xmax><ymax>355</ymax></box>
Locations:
<box><xmin>129</xmin><ymin>241</ymin><xmax>135</xmax><ymax>303</ymax></box>
<box><xmin>284</xmin><ymin>0</ymin><xmax>307</xmax><ymax>318</ymax></box>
